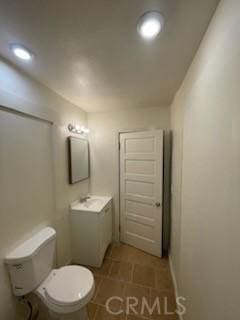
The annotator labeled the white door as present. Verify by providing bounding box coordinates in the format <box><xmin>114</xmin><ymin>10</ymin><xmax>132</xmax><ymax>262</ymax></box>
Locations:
<box><xmin>120</xmin><ymin>130</ymin><xmax>163</xmax><ymax>257</ymax></box>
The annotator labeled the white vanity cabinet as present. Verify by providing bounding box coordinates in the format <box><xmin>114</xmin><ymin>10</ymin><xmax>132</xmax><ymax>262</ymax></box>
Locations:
<box><xmin>70</xmin><ymin>196</ymin><xmax>112</xmax><ymax>267</ymax></box>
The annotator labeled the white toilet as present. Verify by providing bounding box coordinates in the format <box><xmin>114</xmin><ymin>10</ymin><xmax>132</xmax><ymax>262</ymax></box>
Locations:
<box><xmin>5</xmin><ymin>227</ymin><xmax>94</xmax><ymax>320</ymax></box>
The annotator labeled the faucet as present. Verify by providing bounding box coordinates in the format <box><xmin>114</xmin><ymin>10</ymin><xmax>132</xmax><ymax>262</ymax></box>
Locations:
<box><xmin>80</xmin><ymin>195</ymin><xmax>91</xmax><ymax>203</ymax></box>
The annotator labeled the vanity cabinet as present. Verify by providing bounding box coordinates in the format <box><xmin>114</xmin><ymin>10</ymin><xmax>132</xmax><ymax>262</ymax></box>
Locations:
<box><xmin>70</xmin><ymin>196</ymin><xmax>112</xmax><ymax>267</ymax></box>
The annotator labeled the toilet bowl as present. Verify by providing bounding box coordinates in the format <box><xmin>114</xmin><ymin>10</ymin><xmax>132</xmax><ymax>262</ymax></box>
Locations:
<box><xmin>35</xmin><ymin>266</ymin><xmax>94</xmax><ymax>319</ymax></box>
<box><xmin>5</xmin><ymin>227</ymin><xmax>94</xmax><ymax>320</ymax></box>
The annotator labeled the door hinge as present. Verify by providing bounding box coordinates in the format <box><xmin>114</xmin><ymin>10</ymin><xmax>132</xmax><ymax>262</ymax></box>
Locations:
<box><xmin>119</xmin><ymin>224</ymin><xmax>121</xmax><ymax>233</ymax></box>
<box><xmin>118</xmin><ymin>141</ymin><xmax>121</xmax><ymax>150</ymax></box>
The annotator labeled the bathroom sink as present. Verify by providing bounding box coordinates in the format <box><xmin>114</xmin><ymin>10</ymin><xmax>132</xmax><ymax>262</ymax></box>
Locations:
<box><xmin>71</xmin><ymin>195</ymin><xmax>112</xmax><ymax>213</ymax></box>
<box><xmin>82</xmin><ymin>198</ymin><xmax>102</xmax><ymax>208</ymax></box>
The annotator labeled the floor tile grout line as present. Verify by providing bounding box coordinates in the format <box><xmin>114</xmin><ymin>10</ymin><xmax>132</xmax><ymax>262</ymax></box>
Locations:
<box><xmin>91</xmin><ymin>303</ymin><xmax>98</xmax><ymax>320</ymax></box>
<box><xmin>91</xmin><ymin>271</ymin><xmax>174</xmax><ymax>292</ymax></box>
<box><xmin>130</xmin><ymin>262</ymin><xmax>135</xmax><ymax>283</ymax></box>
<box><xmin>92</xmin><ymin>272</ymin><xmax>153</xmax><ymax>289</ymax></box>
<box><xmin>154</xmin><ymin>267</ymin><xmax>157</xmax><ymax>291</ymax></box>
<box><xmin>108</xmin><ymin>243</ymin><xmax>113</xmax><ymax>257</ymax></box>
<box><xmin>92</xmin><ymin>276</ymin><xmax>103</xmax><ymax>302</ymax></box>
<box><xmin>107</xmin><ymin>256</ymin><xmax>170</xmax><ymax>271</ymax></box>
<box><xmin>107</xmin><ymin>259</ymin><xmax>114</xmax><ymax>277</ymax></box>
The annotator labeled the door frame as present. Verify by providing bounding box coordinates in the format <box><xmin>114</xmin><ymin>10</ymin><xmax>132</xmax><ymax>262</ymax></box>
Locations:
<box><xmin>114</xmin><ymin>127</ymin><xmax>164</xmax><ymax>243</ymax></box>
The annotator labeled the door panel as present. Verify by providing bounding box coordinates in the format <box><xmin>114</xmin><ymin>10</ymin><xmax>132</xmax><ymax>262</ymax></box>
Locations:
<box><xmin>125</xmin><ymin>180</ymin><xmax>154</xmax><ymax>197</ymax></box>
<box><xmin>125</xmin><ymin>200</ymin><xmax>155</xmax><ymax>219</ymax></box>
<box><xmin>125</xmin><ymin>138</ymin><xmax>155</xmax><ymax>153</ymax></box>
<box><xmin>126</xmin><ymin>219</ymin><xmax>154</xmax><ymax>239</ymax></box>
<box><xmin>120</xmin><ymin>130</ymin><xmax>163</xmax><ymax>257</ymax></box>
<box><xmin>125</xmin><ymin>160</ymin><xmax>155</xmax><ymax>175</ymax></box>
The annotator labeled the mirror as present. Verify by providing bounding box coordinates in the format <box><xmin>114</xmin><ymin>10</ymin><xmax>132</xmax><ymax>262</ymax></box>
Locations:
<box><xmin>68</xmin><ymin>136</ymin><xmax>89</xmax><ymax>184</ymax></box>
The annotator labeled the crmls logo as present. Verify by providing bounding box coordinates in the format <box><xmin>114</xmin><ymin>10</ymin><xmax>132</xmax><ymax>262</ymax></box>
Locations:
<box><xmin>105</xmin><ymin>296</ymin><xmax>187</xmax><ymax>316</ymax></box>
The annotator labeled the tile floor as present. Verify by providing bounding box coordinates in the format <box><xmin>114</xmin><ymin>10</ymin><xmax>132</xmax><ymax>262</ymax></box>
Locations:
<box><xmin>86</xmin><ymin>243</ymin><xmax>179</xmax><ymax>320</ymax></box>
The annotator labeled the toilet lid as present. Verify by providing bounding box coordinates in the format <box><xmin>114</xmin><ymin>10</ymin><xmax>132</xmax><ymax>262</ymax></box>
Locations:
<box><xmin>45</xmin><ymin>266</ymin><xmax>94</xmax><ymax>306</ymax></box>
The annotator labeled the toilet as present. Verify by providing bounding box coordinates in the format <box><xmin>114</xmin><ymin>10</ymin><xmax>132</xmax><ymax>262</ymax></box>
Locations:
<box><xmin>5</xmin><ymin>227</ymin><xmax>94</xmax><ymax>320</ymax></box>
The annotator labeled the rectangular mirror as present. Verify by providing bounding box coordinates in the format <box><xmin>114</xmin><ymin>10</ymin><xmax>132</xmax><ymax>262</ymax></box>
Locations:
<box><xmin>68</xmin><ymin>136</ymin><xmax>89</xmax><ymax>184</ymax></box>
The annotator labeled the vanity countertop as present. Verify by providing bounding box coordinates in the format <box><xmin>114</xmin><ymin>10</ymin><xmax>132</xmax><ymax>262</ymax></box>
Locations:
<box><xmin>70</xmin><ymin>195</ymin><xmax>112</xmax><ymax>213</ymax></box>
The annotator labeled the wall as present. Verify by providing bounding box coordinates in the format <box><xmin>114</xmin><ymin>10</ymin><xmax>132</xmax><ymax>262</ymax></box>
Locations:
<box><xmin>88</xmin><ymin>106</ymin><xmax>170</xmax><ymax>240</ymax></box>
<box><xmin>170</xmin><ymin>0</ymin><xmax>240</xmax><ymax>319</ymax></box>
<box><xmin>169</xmin><ymin>94</ymin><xmax>184</xmax><ymax>284</ymax></box>
<box><xmin>0</xmin><ymin>58</ymin><xmax>88</xmax><ymax>319</ymax></box>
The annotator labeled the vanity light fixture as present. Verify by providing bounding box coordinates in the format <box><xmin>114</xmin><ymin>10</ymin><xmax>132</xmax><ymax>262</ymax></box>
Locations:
<box><xmin>137</xmin><ymin>11</ymin><xmax>164</xmax><ymax>40</ymax></box>
<box><xmin>10</xmin><ymin>44</ymin><xmax>34</xmax><ymax>61</ymax></box>
<box><xmin>68</xmin><ymin>124</ymin><xmax>89</xmax><ymax>135</ymax></box>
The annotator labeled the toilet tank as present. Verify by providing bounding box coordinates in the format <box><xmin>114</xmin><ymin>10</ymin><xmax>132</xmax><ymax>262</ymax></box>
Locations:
<box><xmin>5</xmin><ymin>227</ymin><xmax>56</xmax><ymax>296</ymax></box>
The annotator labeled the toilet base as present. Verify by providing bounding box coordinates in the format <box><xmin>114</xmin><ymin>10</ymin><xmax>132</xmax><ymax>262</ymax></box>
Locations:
<box><xmin>49</xmin><ymin>306</ymin><xmax>88</xmax><ymax>320</ymax></box>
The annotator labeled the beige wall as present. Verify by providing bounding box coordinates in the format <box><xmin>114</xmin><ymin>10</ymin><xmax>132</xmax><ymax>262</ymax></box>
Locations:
<box><xmin>88</xmin><ymin>106</ymin><xmax>170</xmax><ymax>240</ymax></box>
<box><xmin>0</xmin><ymin>58</ymin><xmax>88</xmax><ymax>319</ymax></box>
<box><xmin>170</xmin><ymin>95</ymin><xmax>184</xmax><ymax>284</ymax></box>
<box><xmin>170</xmin><ymin>0</ymin><xmax>240</xmax><ymax>318</ymax></box>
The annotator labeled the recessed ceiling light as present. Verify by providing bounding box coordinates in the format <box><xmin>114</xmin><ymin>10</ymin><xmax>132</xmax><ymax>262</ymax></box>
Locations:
<box><xmin>10</xmin><ymin>44</ymin><xmax>34</xmax><ymax>61</ymax></box>
<box><xmin>137</xmin><ymin>11</ymin><xmax>164</xmax><ymax>40</ymax></box>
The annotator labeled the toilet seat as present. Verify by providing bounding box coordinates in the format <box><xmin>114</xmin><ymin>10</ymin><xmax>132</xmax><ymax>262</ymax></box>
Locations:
<box><xmin>46</xmin><ymin>265</ymin><xmax>94</xmax><ymax>307</ymax></box>
<box><xmin>35</xmin><ymin>265</ymin><xmax>95</xmax><ymax>314</ymax></box>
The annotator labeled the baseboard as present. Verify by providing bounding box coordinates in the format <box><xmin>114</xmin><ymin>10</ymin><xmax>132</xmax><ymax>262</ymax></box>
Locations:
<box><xmin>169</xmin><ymin>255</ymin><xmax>184</xmax><ymax>320</ymax></box>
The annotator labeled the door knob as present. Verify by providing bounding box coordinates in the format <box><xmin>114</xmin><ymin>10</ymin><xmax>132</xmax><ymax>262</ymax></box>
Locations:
<box><xmin>155</xmin><ymin>202</ymin><xmax>161</xmax><ymax>207</ymax></box>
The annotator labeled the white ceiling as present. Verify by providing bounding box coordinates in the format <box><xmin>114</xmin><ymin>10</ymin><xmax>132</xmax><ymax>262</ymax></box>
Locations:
<box><xmin>0</xmin><ymin>0</ymin><xmax>219</xmax><ymax>112</ymax></box>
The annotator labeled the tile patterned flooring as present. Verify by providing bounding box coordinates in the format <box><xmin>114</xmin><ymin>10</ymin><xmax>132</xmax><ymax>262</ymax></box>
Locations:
<box><xmin>86</xmin><ymin>243</ymin><xmax>179</xmax><ymax>320</ymax></box>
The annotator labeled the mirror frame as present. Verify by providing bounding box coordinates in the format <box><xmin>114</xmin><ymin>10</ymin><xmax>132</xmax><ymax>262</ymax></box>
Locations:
<box><xmin>68</xmin><ymin>136</ymin><xmax>89</xmax><ymax>184</ymax></box>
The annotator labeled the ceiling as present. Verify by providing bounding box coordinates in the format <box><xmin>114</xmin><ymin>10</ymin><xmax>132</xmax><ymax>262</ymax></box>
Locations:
<box><xmin>0</xmin><ymin>0</ymin><xmax>219</xmax><ymax>112</ymax></box>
